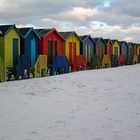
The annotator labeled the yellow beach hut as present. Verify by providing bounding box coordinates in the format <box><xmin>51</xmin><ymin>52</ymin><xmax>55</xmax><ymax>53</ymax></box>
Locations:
<box><xmin>59</xmin><ymin>31</ymin><xmax>80</xmax><ymax>70</ymax></box>
<box><xmin>111</xmin><ymin>40</ymin><xmax>120</xmax><ymax>57</ymax></box>
<box><xmin>0</xmin><ymin>25</ymin><xmax>21</xmax><ymax>80</ymax></box>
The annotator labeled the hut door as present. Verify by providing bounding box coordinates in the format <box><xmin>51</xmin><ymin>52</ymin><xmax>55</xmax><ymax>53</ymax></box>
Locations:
<box><xmin>73</xmin><ymin>42</ymin><xmax>76</xmax><ymax>62</ymax></box>
<box><xmin>122</xmin><ymin>47</ymin><xmax>124</xmax><ymax>55</ymax></box>
<box><xmin>98</xmin><ymin>45</ymin><xmax>102</xmax><ymax>61</ymax></box>
<box><xmin>134</xmin><ymin>47</ymin><xmax>137</xmax><ymax>55</ymax></box>
<box><xmin>53</xmin><ymin>41</ymin><xmax>57</xmax><ymax>61</ymax></box>
<box><xmin>106</xmin><ymin>44</ymin><xmax>110</xmax><ymax>55</ymax></box>
<box><xmin>114</xmin><ymin>47</ymin><xmax>118</xmax><ymax>56</ymax></box>
<box><xmin>31</xmin><ymin>38</ymin><xmax>36</xmax><ymax>66</ymax></box>
<box><xmin>122</xmin><ymin>47</ymin><xmax>127</xmax><ymax>56</ymax></box>
<box><xmin>69</xmin><ymin>42</ymin><xmax>72</xmax><ymax>64</ymax></box>
<box><xmin>86</xmin><ymin>45</ymin><xmax>90</xmax><ymax>63</ymax></box>
<box><xmin>124</xmin><ymin>47</ymin><xmax>127</xmax><ymax>56</ymax></box>
<box><xmin>48</xmin><ymin>40</ymin><xmax>52</xmax><ymax>65</ymax></box>
<box><xmin>130</xmin><ymin>48</ymin><xmax>132</xmax><ymax>56</ymax></box>
<box><xmin>13</xmin><ymin>38</ymin><xmax>18</xmax><ymax>66</ymax></box>
<box><xmin>138</xmin><ymin>48</ymin><xmax>140</xmax><ymax>55</ymax></box>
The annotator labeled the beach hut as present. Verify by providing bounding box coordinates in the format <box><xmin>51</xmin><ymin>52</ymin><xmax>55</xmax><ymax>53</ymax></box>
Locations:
<box><xmin>111</xmin><ymin>40</ymin><xmax>120</xmax><ymax>67</ymax></box>
<box><xmin>126</xmin><ymin>42</ymin><xmax>134</xmax><ymax>65</ymax></box>
<box><xmin>127</xmin><ymin>42</ymin><xmax>134</xmax><ymax>56</ymax></box>
<box><xmin>104</xmin><ymin>39</ymin><xmax>112</xmax><ymax>55</ymax></box>
<box><xmin>137</xmin><ymin>44</ymin><xmax>140</xmax><ymax>55</ymax></box>
<box><xmin>14</xmin><ymin>27</ymin><xmax>40</xmax><ymax>79</ymax></box>
<box><xmin>18</xmin><ymin>27</ymin><xmax>40</xmax><ymax>66</ymax></box>
<box><xmin>93</xmin><ymin>38</ymin><xmax>106</xmax><ymax>67</ymax></box>
<box><xmin>137</xmin><ymin>44</ymin><xmax>140</xmax><ymax>63</ymax></box>
<box><xmin>37</xmin><ymin>28</ymin><xmax>64</xmax><ymax>66</ymax></box>
<box><xmin>59</xmin><ymin>31</ymin><xmax>82</xmax><ymax>71</ymax></box>
<box><xmin>119</xmin><ymin>41</ymin><xmax>128</xmax><ymax>65</ymax></box>
<box><xmin>133</xmin><ymin>43</ymin><xmax>138</xmax><ymax>64</ymax></box>
<box><xmin>111</xmin><ymin>40</ymin><xmax>120</xmax><ymax>57</ymax></box>
<box><xmin>0</xmin><ymin>24</ymin><xmax>21</xmax><ymax>80</ymax></box>
<box><xmin>36</xmin><ymin>28</ymin><xmax>72</xmax><ymax>75</ymax></box>
<box><xmin>79</xmin><ymin>35</ymin><xmax>95</xmax><ymax>66</ymax></box>
<box><xmin>120</xmin><ymin>41</ymin><xmax>128</xmax><ymax>57</ymax></box>
<box><xmin>102</xmin><ymin>39</ymin><xmax>112</xmax><ymax>68</ymax></box>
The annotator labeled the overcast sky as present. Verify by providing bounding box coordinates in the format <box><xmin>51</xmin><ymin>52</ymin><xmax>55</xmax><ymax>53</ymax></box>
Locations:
<box><xmin>0</xmin><ymin>0</ymin><xmax>140</xmax><ymax>43</ymax></box>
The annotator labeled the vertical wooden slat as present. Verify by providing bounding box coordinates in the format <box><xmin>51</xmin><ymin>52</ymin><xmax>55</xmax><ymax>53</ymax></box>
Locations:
<box><xmin>69</xmin><ymin>42</ymin><xmax>72</xmax><ymax>64</ymax></box>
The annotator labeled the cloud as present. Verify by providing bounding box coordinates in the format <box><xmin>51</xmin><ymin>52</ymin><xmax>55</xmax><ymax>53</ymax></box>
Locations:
<box><xmin>0</xmin><ymin>0</ymin><xmax>140</xmax><ymax>43</ymax></box>
<box><xmin>56</xmin><ymin>7</ymin><xmax>100</xmax><ymax>21</ymax></box>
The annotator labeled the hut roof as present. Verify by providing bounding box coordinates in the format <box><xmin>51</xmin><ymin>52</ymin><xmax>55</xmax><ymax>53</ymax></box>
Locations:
<box><xmin>35</xmin><ymin>28</ymin><xmax>52</xmax><ymax>38</ymax></box>
<box><xmin>0</xmin><ymin>25</ymin><xmax>15</xmax><ymax>37</ymax></box>
<box><xmin>59</xmin><ymin>31</ymin><xmax>75</xmax><ymax>40</ymax></box>
<box><xmin>18</xmin><ymin>27</ymin><xmax>40</xmax><ymax>39</ymax></box>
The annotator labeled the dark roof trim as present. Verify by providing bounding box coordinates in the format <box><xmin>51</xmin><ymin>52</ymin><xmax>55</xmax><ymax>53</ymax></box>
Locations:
<box><xmin>19</xmin><ymin>27</ymin><xmax>40</xmax><ymax>39</ymax></box>
<box><xmin>0</xmin><ymin>24</ymin><xmax>21</xmax><ymax>37</ymax></box>
<box><xmin>36</xmin><ymin>28</ymin><xmax>64</xmax><ymax>40</ymax></box>
<box><xmin>60</xmin><ymin>31</ymin><xmax>81</xmax><ymax>41</ymax></box>
<box><xmin>80</xmin><ymin>35</ymin><xmax>95</xmax><ymax>43</ymax></box>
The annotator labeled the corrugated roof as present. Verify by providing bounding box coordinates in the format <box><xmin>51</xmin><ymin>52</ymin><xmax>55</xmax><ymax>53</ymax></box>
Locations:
<box><xmin>0</xmin><ymin>25</ymin><xmax>14</xmax><ymax>37</ymax></box>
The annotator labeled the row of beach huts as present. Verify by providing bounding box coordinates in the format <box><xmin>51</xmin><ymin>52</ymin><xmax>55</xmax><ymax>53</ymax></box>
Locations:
<box><xmin>0</xmin><ymin>24</ymin><xmax>140</xmax><ymax>82</ymax></box>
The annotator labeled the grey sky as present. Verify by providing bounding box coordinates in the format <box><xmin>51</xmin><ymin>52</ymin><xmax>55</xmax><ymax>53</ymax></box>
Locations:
<box><xmin>0</xmin><ymin>0</ymin><xmax>140</xmax><ymax>42</ymax></box>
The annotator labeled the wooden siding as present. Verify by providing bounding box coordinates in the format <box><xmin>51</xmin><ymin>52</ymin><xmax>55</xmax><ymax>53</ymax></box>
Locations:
<box><xmin>137</xmin><ymin>45</ymin><xmax>140</xmax><ymax>55</ymax></box>
<box><xmin>64</xmin><ymin>33</ymin><xmax>80</xmax><ymax>64</ymax></box>
<box><xmin>105</xmin><ymin>41</ymin><xmax>112</xmax><ymax>55</ymax></box>
<box><xmin>95</xmin><ymin>40</ymin><xmax>106</xmax><ymax>61</ymax></box>
<box><xmin>81</xmin><ymin>37</ymin><xmax>94</xmax><ymax>63</ymax></box>
<box><xmin>20</xmin><ymin>31</ymin><xmax>38</xmax><ymax>67</ymax></box>
<box><xmin>0</xmin><ymin>37</ymin><xmax>5</xmax><ymax>62</ymax></box>
<box><xmin>112</xmin><ymin>41</ymin><xmax>120</xmax><ymax>57</ymax></box>
<box><xmin>38</xmin><ymin>29</ymin><xmax>63</xmax><ymax>65</ymax></box>
<box><xmin>5</xmin><ymin>28</ymin><xmax>20</xmax><ymax>68</ymax></box>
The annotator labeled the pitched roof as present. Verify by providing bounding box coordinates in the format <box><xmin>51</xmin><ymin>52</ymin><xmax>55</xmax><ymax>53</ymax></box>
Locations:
<box><xmin>79</xmin><ymin>35</ymin><xmax>89</xmax><ymax>41</ymax></box>
<box><xmin>18</xmin><ymin>27</ymin><xmax>40</xmax><ymax>39</ymax></box>
<box><xmin>103</xmin><ymin>39</ymin><xmax>111</xmax><ymax>43</ymax></box>
<box><xmin>93</xmin><ymin>37</ymin><xmax>106</xmax><ymax>44</ymax></box>
<box><xmin>59</xmin><ymin>31</ymin><xmax>74</xmax><ymax>40</ymax></box>
<box><xmin>120</xmin><ymin>41</ymin><xmax>127</xmax><ymax>45</ymax></box>
<box><xmin>111</xmin><ymin>39</ymin><xmax>120</xmax><ymax>45</ymax></box>
<box><xmin>127</xmin><ymin>42</ymin><xmax>133</xmax><ymax>46</ymax></box>
<box><xmin>35</xmin><ymin>28</ymin><xmax>52</xmax><ymax>38</ymax></box>
<box><xmin>18</xmin><ymin>28</ymin><xmax>31</xmax><ymax>37</ymax></box>
<box><xmin>0</xmin><ymin>25</ymin><xmax>15</xmax><ymax>37</ymax></box>
<box><xmin>79</xmin><ymin>35</ymin><xmax>95</xmax><ymax>43</ymax></box>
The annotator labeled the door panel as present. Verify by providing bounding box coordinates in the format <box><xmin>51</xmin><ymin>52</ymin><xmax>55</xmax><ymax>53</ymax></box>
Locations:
<box><xmin>48</xmin><ymin>40</ymin><xmax>52</xmax><ymax>65</ymax></box>
<box><xmin>73</xmin><ymin>42</ymin><xmax>76</xmax><ymax>62</ymax></box>
<box><xmin>98</xmin><ymin>45</ymin><xmax>102</xmax><ymax>61</ymax></box>
<box><xmin>54</xmin><ymin>41</ymin><xmax>57</xmax><ymax>61</ymax></box>
<box><xmin>31</xmin><ymin>38</ymin><xmax>36</xmax><ymax>66</ymax></box>
<box><xmin>86</xmin><ymin>45</ymin><xmax>90</xmax><ymax>63</ymax></box>
<box><xmin>13</xmin><ymin>38</ymin><xmax>18</xmax><ymax>66</ymax></box>
<box><xmin>106</xmin><ymin>44</ymin><xmax>110</xmax><ymax>55</ymax></box>
<box><xmin>69</xmin><ymin>42</ymin><xmax>72</xmax><ymax>64</ymax></box>
<box><xmin>114</xmin><ymin>47</ymin><xmax>118</xmax><ymax>56</ymax></box>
